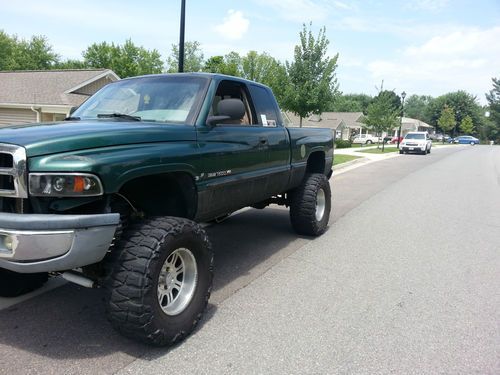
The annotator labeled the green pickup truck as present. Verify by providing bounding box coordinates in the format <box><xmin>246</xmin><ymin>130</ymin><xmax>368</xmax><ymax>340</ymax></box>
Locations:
<box><xmin>0</xmin><ymin>73</ymin><xmax>333</xmax><ymax>345</ymax></box>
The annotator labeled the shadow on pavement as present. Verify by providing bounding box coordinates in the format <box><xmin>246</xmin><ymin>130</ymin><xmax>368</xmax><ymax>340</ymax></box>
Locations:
<box><xmin>0</xmin><ymin>207</ymin><xmax>309</xmax><ymax>369</ymax></box>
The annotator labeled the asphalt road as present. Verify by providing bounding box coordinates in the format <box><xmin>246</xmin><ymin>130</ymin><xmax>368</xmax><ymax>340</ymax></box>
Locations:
<box><xmin>0</xmin><ymin>145</ymin><xmax>498</xmax><ymax>374</ymax></box>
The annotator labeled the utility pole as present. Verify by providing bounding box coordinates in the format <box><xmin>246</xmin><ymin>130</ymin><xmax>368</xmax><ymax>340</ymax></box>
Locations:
<box><xmin>178</xmin><ymin>0</ymin><xmax>186</xmax><ymax>73</ymax></box>
<box><xmin>397</xmin><ymin>91</ymin><xmax>406</xmax><ymax>148</ymax></box>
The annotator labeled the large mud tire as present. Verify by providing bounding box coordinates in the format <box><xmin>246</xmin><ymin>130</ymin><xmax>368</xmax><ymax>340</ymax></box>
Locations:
<box><xmin>0</xmin><ymin>269</ymin><xmax>48</xmax><ymax>297</ymax></box>
<box><xmin>104</xmin><ymin>217</ymin><xmax>213</xmax><ymax>346</ymax></box>
<box><xmin>289</xmin><ymin>173</ymin><xmax>331</xmax><ymax>236</ymax></box>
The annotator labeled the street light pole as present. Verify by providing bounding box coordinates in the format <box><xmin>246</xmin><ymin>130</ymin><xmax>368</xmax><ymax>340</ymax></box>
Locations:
<box><xmin>397</xmin><ymin>91</ymin><xmax>406</xmax><ymax>148</ymax></box>
<box><xmin>178</xmin><ymin>0</ymin><xmax>186</xmax><ymax>73</ymax></box>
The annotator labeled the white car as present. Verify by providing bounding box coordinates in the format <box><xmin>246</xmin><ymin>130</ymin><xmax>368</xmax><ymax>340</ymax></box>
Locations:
<box><xmin>352</xmin><ymin>134</ymin><xmax>381</xmax><ymax>145</ymax></box>
<box><xmin>399</xmin><ymin>132</ymin><xmax>432</xmax><ymax>155</ymax></box>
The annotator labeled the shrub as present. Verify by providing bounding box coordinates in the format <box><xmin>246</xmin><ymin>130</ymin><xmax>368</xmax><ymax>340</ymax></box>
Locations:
<box><xmin>335</xmin><ymin>139</ymin><xmax>352</xmax><ymax>148</ymax></box>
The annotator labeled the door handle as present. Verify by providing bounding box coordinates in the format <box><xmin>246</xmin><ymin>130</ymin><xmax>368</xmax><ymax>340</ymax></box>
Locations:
<box><xmin>259</xmin><ymin>137</ymin><xmax>268</xmax><ymax>145</ymax></box>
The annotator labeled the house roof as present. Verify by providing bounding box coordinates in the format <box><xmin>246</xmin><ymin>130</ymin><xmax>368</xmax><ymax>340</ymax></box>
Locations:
<box><xmin>400</xmin><ymin>116</ymin><xmax>433</xmax><ymax>130</ymax></box>
<box><xmin>0</xmin><ymin>69</ymin><xmax>119</xmax><ymax>107</ymax></box>
<box><xmin>283</xmin><ymin>111</ymin><xmax>363</xmax><ymax>130</ymax></box>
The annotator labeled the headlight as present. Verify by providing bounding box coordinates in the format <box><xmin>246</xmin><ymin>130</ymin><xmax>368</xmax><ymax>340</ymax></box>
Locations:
<box><xmin>29</xmin><ymin>173</ymin><xmax>103</xmax><ymax>197</ymax></box>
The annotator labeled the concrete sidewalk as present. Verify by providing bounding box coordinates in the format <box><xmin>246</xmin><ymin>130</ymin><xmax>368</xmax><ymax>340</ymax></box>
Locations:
<box><xmin>333</xmin><ymin>143</ymin><xmax>457</xmax><ymax>175</ymax></box>
<box><xmin>333</xmin><ymin>145</ymin><xmax>399</xmax><ymax>175</ymax></box>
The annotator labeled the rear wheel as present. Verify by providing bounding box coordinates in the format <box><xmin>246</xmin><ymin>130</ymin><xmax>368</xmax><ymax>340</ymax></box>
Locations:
<box><xmin>366</xmin><ymin>140</ymin><xmax>372</xmax><ymax>145</ymax></box>
<box><xmin>0</xmin><ymin>269</ymin><xmax>48</xmax><ymax>297</ymax></box>
<box><xmin>104</xmin><ymin>217</ymin><xmax>213</xmax><ymax>346</ymax></box>
<box><xmin>289</xmin><ymin>174</ymin><xmax>331</xmax><ymax>236</ymax></box>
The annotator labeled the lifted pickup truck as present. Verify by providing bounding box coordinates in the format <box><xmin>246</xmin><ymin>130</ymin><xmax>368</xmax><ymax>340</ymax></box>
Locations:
<box><xmin>0</xmin><ymin>73</ymin><xmax>333</xmax><ymax>346</ymax></box>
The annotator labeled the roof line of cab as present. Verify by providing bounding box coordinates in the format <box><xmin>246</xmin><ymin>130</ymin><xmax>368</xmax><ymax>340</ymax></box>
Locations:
<box><xmin>120</xmin><ymin>72</ymin><xmax>271</xmax><ymax>90</ymax></box>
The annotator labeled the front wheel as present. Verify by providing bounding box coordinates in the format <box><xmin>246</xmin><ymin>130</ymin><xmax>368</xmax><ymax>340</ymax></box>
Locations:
<box><xmin>289</xmin><ymin>174</ymin><xmax>331</xmax><ymax>236</ymax></box>
<box><xmin>366</xmin><ymin>140</ymin><xmax>372</xmax><ymax>145</ymax></box>
<box><xmin>104</xmin><ymin>217</ymin><xmax>213</xmax><ymax>346</ymax></box>
<box><xmin>0</xmin><ymin>269</ymin><xmax>48</xmax><ymax>297</ymax></box>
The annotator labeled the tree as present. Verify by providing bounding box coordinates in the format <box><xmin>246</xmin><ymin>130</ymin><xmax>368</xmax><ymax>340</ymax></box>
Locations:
<box><xmin>484</xmin><ymin>77</ymin><xmax>500</xmax><ymax>143</ymax></box>
<box><xmin>282</xmin><ymin>24</ymin><xmax>339</xmax><ymax>126</ymax></box>
<box><xmin>53</xmin><ymin>59</ymin><xmax>89</xmax><ymax>69</ymax></box>
<box><xmin>328</xmin><ymin>93</ymin><xmax>372</xmax><ymax>113</ymax></box>
<box><xmin>375</xmin><ymin>90</ymin><xmax>401</xmax><ymax>113</ymax></box>
<box><xmin>0</xmin><ymin>31</ymin><xmax>16</xmax><ymax>70</ymax></box>
<box><xmin>83</xmin><ymin>39</ymin><xmax>163</xmax><ymax>78</ymax></box>
<box><xmin>166</xmin><ymin>41</ymin><xmax>204</xmax><ymax>73</ymax></box>
<box><xmin>437</xmin><ymin>105</ymin><xmax>456</xmax><ymax>143</ymax></box>
<box><xmin>427</xmin><ymin>91</ymin><xmax>482</xmax><ymax>135</ymax></box>
<box><xmin>459</xmin><ymin>115</ymin><xmax>474</xmax><ymax>134</ymax></box>
<box><xmin>363</xmin><ymin>92</ymin><xmax>399</xmax><ymax>151</ymax></box>
<box><xmin>404</xmin><ymin>94</ymin><xmax>434</xmax><ymax>124</ymax></box>
<box><xmin>203</xmin><ymin>52</ymin><xmax>242</xmax><ymax>76</ymax></box>
<box><xmin>0</xmin><ymin>30</ymin><xmax>59</xmax><ymax>70</ymax></box>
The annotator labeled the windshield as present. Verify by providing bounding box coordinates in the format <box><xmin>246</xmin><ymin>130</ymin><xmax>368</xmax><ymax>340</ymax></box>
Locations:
<box><xmin>405</xmin><ymin>133</ymin><xmax>425</xmax><ymax>140</ymax></box>
<box><xmin>73</xmin><ymin>75</ymin><xmax>209</xmax><ymax>124</ymax></box>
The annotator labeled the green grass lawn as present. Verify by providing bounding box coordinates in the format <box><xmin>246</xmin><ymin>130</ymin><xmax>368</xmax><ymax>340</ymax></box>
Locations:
<box><xmin>333</xmin><ymin>154</ymin><xmax>363</xmax><ymax>165</ymax></box>
<box><xmin>356</xmin><ymin>146</ymin><xmax>399</xmax><ymax>154</ymax></box>
<box><xmin>349</xmin><ymin>143</ymin><xmax>378</xmax><ymax>148</ymax></box>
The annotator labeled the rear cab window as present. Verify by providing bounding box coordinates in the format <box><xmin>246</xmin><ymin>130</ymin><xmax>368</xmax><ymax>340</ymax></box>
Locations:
<box><xmin>248</xmin><ymin>85</ymin><xmax>282</xmax><ymax>127</ymax></box>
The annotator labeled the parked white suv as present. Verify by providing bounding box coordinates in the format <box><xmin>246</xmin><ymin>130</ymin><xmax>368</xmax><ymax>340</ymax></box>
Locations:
<box><xmin>399</xmin><ymin>131</ymin><xmax>432</xmax><ymax>155</ymax></box>
<box><xmin>352</xmin><ymin>134</ymin><xmax>381</xmax><ymax>145</ymax></box>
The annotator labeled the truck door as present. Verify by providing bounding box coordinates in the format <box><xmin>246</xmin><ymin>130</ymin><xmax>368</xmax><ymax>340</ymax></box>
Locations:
<box><xmin>196</xmin><ymin>79</ymin><xmax>274</xmax><ymax>219</ymax></box>
<box><xmin>247</xmin><ymin>83</ymin><xmax>290</xmax><ymax>195</ymax></box>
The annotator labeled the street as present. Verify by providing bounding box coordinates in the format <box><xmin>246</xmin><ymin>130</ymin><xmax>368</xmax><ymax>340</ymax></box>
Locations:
<box><xmin>0</xmin><ymin>145</ymin><xmax>499</xmax><ymax>374</ymax></box>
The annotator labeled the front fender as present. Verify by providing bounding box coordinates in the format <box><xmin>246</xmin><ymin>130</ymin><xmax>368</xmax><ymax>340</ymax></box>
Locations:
<box><xmin>28</xmin><ymin>143</ymin><xmax>202</xmax><ymax>193</ymax></box>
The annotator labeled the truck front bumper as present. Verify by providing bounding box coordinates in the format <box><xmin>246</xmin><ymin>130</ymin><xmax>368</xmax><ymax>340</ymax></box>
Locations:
<box><xmin>0</xmin><ymin>213</ymin><xmax>120</xmax><ymax>273</ymax></box>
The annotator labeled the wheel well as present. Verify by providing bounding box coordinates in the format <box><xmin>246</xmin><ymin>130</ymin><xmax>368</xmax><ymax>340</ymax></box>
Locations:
<box><xmin>118</xmin><ymin>172</ymin><xmax>197</xmax><ymax>219</ymax></box>
<box><xmin>306</xmin><ymin>151</ymin><xmax>325</xmax><ymax>174</ymax></box>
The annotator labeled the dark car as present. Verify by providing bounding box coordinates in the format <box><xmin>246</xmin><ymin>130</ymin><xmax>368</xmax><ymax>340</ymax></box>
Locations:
<box><xmin>431</xmin><ymin>133</ymin><xmax>450</xmax><ymax>142</ymax></box>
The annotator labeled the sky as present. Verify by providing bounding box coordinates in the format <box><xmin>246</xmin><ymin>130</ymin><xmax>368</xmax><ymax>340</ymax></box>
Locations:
<box><xmin>1</xmin><ymin>0</ymin><xmax>499</xmax><ymax>104</ymax></box>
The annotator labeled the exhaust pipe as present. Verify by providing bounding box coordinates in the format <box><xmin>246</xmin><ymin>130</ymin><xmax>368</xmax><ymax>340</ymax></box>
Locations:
<box><xmin>61</xmin><ymin>271</ymin><xmax>96</xmax><ymax>288</ymax></box>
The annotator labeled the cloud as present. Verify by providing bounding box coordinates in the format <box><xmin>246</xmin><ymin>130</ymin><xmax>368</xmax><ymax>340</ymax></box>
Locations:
<box><xmin>333</xmin><ymin>1</ymin><xmax>352</xmax><ymax>10</ymax></box>
<box><xmin>366</xmin><ymin>26</ymin><xmax>500</xmax><ymax>103</ymax></box>
<box><xmin>255</xmin><ymin>0</ymin><xmax>329</xmax><ymax>22</ymax></box>
<box><xmin>406</xmin><ymin>0</ymin><xmax>449</xmax><ymax>11</ymax></box>
<box><xmin>214</xmin><ymin>10</ymin><xmax>250</xmax><ymax>40</ymax></box>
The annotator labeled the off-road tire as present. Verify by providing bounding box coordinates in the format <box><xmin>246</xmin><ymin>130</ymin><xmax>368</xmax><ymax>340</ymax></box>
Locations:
<box><xmin>289</xmin><ymin>173</ymin><xmax>331</xmax><ymax>236</ymax></box>
<box><xmin>0</xmin><ymin>269</ymin><xmax>48</xmax><ymax>297</ymax></box>
<box><xmin>103</xmin><ymin>217</ymin><xmax>213</xmax><ymax>346</ymax></box>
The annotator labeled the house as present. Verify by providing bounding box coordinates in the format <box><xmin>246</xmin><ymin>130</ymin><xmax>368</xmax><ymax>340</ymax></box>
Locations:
<box><xmin>283</xmin><ymin>111</ymin><xmax>364</xmax><ymax>140</ymax></box>
<box><xmin>396</xmin><ymin>117</ymin><xmax>434</xmax><ymax>135</ymax></box>
<box><xmin>283</xmin><ymin>111</ymin><xmax>434</xmax><ymax>140</ymax></box>
<box><xmin>0</xmin><ymin>69</ymin><xmax>119</xmax><ymax>126</ymax></box>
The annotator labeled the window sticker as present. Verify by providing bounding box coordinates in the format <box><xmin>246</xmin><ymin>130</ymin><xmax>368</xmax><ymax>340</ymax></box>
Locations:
<box><xmin>260</xmin><ymin>114</ymin><xmax>268</xmax><ymax>126</ymax></box>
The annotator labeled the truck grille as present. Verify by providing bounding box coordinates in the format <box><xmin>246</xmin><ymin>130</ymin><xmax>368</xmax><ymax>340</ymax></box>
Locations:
<box><xmin>0</xmin><ymin>144</ymin><xmax>28</xmax><ymax>198</ymax></box>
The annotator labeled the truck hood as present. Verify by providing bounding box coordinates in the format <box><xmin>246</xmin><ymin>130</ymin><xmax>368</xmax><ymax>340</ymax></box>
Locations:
<box><xmin>0</xmin><ymin>120</ymin><xmax>196</xmax><ymax>157</ymax></box>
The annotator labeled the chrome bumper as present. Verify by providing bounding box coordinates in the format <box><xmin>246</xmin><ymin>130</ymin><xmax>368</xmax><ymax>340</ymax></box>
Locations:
<box><xmin>0</xmin><ymin>212</ymin><xmax>120</xmax><ymax>273</ymax></box>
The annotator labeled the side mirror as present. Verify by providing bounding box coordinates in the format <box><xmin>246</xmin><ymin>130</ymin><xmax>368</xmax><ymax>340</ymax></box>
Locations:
<box><xmin>206</xmin><ymin>98</ymin><xmax>245</xmax><ymax>126</ymax></box>
<box><xmin>69</xmin><ymin>106</ymin><xmax>78</xmax><ymax>115</ymax></box>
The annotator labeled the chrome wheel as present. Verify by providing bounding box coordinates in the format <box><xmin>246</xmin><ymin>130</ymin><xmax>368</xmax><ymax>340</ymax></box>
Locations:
<box><xmin>157</xmin><ymin>248</ymin><xmax>198</xmax><ymax>316</ymax></box>
<box><xmin>315</xmin><ymin>188</ymin><xmax>326</xmax><ymax>222</ymax></box>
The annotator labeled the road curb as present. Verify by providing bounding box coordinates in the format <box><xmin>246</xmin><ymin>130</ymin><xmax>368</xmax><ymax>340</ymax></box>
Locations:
<box><xmin>333</xmin><ymin>157</ymin><xmax>367</xmax><ymax>171</ymax></box>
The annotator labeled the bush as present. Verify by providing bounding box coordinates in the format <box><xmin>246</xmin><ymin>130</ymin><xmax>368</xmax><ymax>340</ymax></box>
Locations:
<box><xmin>335</xmin><ymin>139</ymin><xmax>352</xmax><ymax>148</ymax></box>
